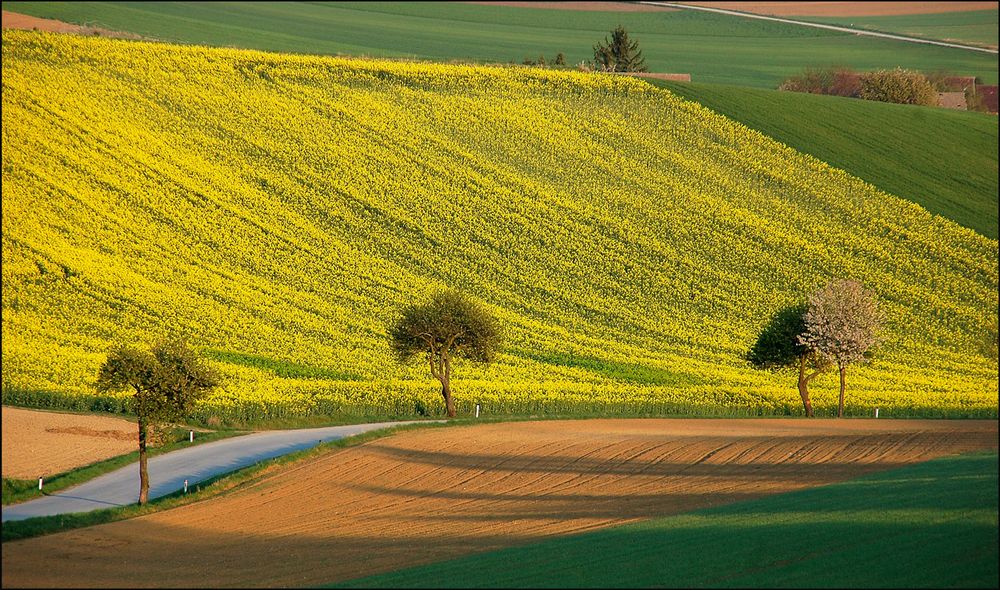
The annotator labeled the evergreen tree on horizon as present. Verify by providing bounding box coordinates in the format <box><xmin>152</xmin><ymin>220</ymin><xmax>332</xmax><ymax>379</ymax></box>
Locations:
<box><xmin>593</xmin><ymin>25</ymin><xmax>648</xmax><ymax>72</ymax></box>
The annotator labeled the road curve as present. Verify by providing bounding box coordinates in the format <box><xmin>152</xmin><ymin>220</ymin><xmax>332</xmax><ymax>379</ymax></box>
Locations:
<box><xmin>1</xmin><ymin>420</ymin><xmax>438</xmax><ymax>522</ymax></box>
<box><xmin>643</xmin><ymin>2</ymin><xmax>999</xmax><ymax>54</ymax></box>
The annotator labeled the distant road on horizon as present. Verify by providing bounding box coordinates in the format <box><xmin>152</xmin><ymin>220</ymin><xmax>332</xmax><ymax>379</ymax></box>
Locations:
<box><xmin>649</xmin><ymin>2</ymin><xmax>998</xmax><ymax>53</ymax></box>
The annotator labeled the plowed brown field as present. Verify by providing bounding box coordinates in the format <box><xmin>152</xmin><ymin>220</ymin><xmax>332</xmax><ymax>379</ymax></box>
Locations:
<box><xmin>1</xmin><ymin>406</ymin><xmax>137</xmax><ymax>479</ymax></box>
<box><xmin>1</xmin><ymin>10</ymin><xmax>143</xmax><ymax>38</ymax></box>
<box><xmin>3</xmin><ymin>418</ymin><xmax>996</xmax><ymax>588</ymax></box>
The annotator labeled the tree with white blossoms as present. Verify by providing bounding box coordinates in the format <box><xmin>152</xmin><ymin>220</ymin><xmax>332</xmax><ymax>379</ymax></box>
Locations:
<box><xmin>799</xmin><ymin>279</ymin><xmax>882</xmax><ymax>418</ymax></box>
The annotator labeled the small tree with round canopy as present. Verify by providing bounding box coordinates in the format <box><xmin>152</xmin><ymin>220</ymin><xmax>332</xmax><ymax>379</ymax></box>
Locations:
<box><xmin>390</xmin><ymin>289</ymin><xmax>501</xmax><ymax>418</ymax></box>
<box><xmin>97</xmin><ymin>338</ymin><xmax>219</xmax><ymax>504</ymax></box>
<box><xmin>748</xmin><ymin>303</ymin><xmax>831</xmax><ymax>417</ymax></box>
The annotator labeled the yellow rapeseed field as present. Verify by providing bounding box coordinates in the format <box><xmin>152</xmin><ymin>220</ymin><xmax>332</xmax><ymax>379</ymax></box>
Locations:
<box><xmin>1</xmin><ymin>31</ymin><xmax>996</xmax><ymax>422</ymax></box>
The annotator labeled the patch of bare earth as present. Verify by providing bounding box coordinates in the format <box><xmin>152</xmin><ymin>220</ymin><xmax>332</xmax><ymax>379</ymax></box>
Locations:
<box><xmin>1</xmin><ymin>10</ymin><xmax>143</xmax><ymax>39</ymax></box>
<box><xmin>464</xmin><ymin>2</ymin><xmax>677</xmax><ymax>12</ymax></box>
<box><xmin>1</xmin><ymin>406</ymin><xmax>136</xmax><ymax>479</ymax></box>
<box><xmin>676</xmin><ymin>2</ymin><xmax>998</xmax><ymax>17</ymax></box>
<box><xmin>2</xmin><ymin>418</ymin><xmax>996</xmax><ymax>588</ymax></box>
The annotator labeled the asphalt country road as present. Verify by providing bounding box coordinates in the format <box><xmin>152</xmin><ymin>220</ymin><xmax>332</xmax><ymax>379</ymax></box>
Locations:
<box><xmin>2</xmin><ymin>420</ymin><xmax>437</xmax><ymax>522</ymax></box>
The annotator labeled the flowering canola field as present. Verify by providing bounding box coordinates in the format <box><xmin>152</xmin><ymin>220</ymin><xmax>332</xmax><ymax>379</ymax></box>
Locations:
<box><xmin>2</xmin><ymin>32</ymin><xmax>996</xmax><ymax>422</ymax></box>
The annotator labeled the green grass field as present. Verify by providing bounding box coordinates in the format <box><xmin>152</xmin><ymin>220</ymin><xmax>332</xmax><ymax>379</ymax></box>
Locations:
<box><xmin>5</xmin><ymin>1</ymin><xmax>997</xmax><ymax>88</ymax></box>
<box><xmin>800</xmin><ymin>9</ymin><xmax>998</xmax><ymax>49</ymax></box>
<box><xmin>656</xmin><ymin>80</ymin><xmax>1000</xmax><ymax>239</ymax></box>
<box><xmin>334</xmin><ymin>451</ymin><xmax>1000</xmax><ymax>588</ymax></box>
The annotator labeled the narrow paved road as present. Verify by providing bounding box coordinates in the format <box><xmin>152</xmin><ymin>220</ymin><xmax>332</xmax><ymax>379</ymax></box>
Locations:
<box><xmin>1</xmin><ymin>420</ymin><xmax>437</xmax><ymax>522</ymax></box>
<box><xmin>643</xmin><ymin>2</ymin><xmax>998</xmax><ymax>54</ymax></box>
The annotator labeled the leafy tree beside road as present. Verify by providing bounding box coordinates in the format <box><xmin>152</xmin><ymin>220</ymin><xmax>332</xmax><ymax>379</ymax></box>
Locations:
<box><xmin>97</xmin><ymin>338</ymin><xmax>220</xmax><ymax>504</ymax></box>
<box><xmin>390</xmin><ymin>290</ymin><xmax>501</xmax><ymax>418</ymax></box>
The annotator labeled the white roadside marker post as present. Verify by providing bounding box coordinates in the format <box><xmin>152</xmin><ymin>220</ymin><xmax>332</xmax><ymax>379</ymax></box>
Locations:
<box><xmin>38</xmin><ymin>476</ymin><xmax>43</xmax><ymax>491</ymax></box>
<box><xmin>184</xmin><ymin>479</ymin><xmax>189</xmax><ymax>494</ymax></box>
<box><xmin>475</xmin><ymin>404</ymin><xmax>481</xmax><ymax>418</ymax></box>
<box><xmin>875</xmin><ymin>408</ymin><xmax>879</xmax><ymax>418</ymax></box>
<box><xmin>189</xmin><ymin>430</ymin><xmax>194</xmax><ymax>443</ymax></box>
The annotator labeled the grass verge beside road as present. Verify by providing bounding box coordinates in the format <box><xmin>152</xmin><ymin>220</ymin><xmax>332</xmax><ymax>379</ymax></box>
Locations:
<box><xmin>798</xmin><ymin>10</ymin><xmax>998</xmax><ymax>50</ymax></box>
<box><xmin>2</xmin><ymin>426</ymin><xmax>247</xmax><ymax>506</ymax></box>
<box><xmin>334</xmin><ymin>450</ymin><xmax>999</xmax><ymax>588</ymax></box>
<box><xmin>0</xmin><ymin>419</ymin><xmax>447</xmax><ymax>542</ymax></box>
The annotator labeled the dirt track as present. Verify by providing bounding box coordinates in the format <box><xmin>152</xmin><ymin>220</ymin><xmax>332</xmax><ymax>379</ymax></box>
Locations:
<box><xmin>676</xmin><ymin>2</ymin><xmax>998</xmax><ymax>17</ymax></box>
<box><xmin>2</xmin><ymin>418</ymin><xmax>996</xmax><ymax>588</ymax></box>
<box><xmin>1</xmin><ymin>406</ymin><xmax>136</xmax><ymax>479</ymax></box>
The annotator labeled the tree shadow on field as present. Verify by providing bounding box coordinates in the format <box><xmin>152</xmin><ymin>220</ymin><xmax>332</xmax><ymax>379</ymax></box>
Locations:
<box><xmin>358</xmin><ymin>432</ymin><xmax>966</xmax><ymax>480</ymax></box>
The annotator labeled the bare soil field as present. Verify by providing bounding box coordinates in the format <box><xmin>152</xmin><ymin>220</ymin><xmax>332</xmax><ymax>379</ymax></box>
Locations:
<box><xmin>2</xmin><ymin>418</ymin><xmax>996</xmax><ymax>588</ymax></box>
<box><xmin>1</xmin><ymin>10</ymin><xmax>142</xmax><ymax>39</ymax></box>
<box><xmin>1</xmin><ymin>406</ymin><xmax>136</xmax><ymax>479</ymax></box>
<box><xmin>677</xmin><ymin>2</ymin><xmax>998</xmax><ymax>17</ymax></box>
<box><xmin>464</xmin><ymin>2</ymin><xmax>676</xmax><ymax>12</ymax></box>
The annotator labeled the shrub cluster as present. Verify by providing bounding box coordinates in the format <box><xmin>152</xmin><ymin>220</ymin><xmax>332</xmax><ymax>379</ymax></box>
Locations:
<box><xmin>777</xmin><ymin>66</ymin><xmax>859</xmax><ymax>97</ymax></box>
<box><xmin>858</xmin><ymin>67</ymin><xmax>938</xmax><ymax>106</ymax></box>
<box><xmin>779</xmin><ymin>66</ymin><xmax>939</xmax><ymax>106</ymax></box>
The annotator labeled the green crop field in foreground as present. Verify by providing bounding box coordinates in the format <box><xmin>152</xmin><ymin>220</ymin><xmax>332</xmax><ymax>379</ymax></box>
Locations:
<box><xmin>335</xmin><ymin>451</ymin><xmax>1000</xmax><ymax>588</ymax></box>
<box><xmin>800</xmin><ymin>9</ymin><xmax>999</xmax><ymax>49</ymax></box>
<box><xmin>4</xmin><ymin>1</ymin><xmax>997</xmax><ymax>88</ymax></box>
<box><xmin>656</xmin><ymin>80</ymin><xmax>1000</xmax><ymax>239</ymax></box>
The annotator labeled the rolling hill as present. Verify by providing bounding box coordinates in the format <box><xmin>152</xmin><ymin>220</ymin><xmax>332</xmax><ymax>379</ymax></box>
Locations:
<box><xmin>1</xmin><ymin>31</ymin><xmax>997</xmax><ymax>422</ymax></box>
<box><xmin>654</xmin><ymin>80</ymin><xmax>999</xmax><ymax>239</ymax></box>
<box><xmin>6</xmin><ymin>2</ymin><xmax>997</xmax><ymax>243</ymax></box>
<box><xmin>4</xmin><ymin>1</ymin><xmax>998</xmax><ymax>87</ymax></box>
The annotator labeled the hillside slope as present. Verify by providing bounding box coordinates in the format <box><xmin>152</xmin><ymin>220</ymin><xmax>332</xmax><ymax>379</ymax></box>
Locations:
<box><xmin>1</xmin><ymin>32</ymin><xmax>997</xmax><ymax>421</ymax></box>
<box><xmin>656</xmin><ymin>80</ymin><xmax>999</xmax><ymax>239</ymax></box>
<box><xmin>4</xmin><ymin>1</ymin><xmax>998</xmax><ymax>87</ymax></box>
